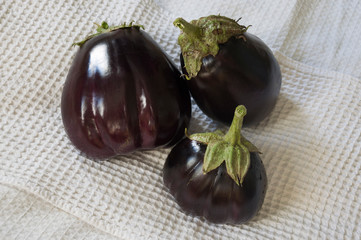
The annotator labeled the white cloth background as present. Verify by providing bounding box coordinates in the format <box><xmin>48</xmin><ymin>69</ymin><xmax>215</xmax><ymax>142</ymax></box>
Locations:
<box><xmin>1</xmin><ymin>0</ymin><xmax>360</xmax><ymax>239</ymax></box>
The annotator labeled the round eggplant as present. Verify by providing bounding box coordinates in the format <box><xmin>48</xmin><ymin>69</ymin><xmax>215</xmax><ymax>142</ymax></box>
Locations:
<box><xmin>163</xmin><ymin>105</ymin><xmax>267</xmax><ymax>224</ymax></box>
<box><xmin>174</xmin><ymin>16</ymin><xmax>282</xmax><ymax>126</ymax></box>
<box><xmin>61</xmin><ymin>22</ymin><xmax>191</xmax><ymax>159</ymax></box>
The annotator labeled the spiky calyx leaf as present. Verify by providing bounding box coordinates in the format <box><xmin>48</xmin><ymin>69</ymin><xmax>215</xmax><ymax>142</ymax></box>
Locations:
<box><xmin>187</xmin><ymin>105</ymin><xmax>259</xmax><ymax>185</ymax></box>
<box><xmin>174</xmin><ymin>15</ymin><xmax>250</xmax><ymax>78</ymax></box>
<box><xmin>73</xmin><ymin>21</ymin><xmax>144</xmax><ymax>47</ymax></box>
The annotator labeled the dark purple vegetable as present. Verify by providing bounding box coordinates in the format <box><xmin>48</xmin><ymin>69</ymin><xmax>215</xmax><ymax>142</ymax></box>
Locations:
<box><xmin>163</xmin><ymin>105</ymin><xmax>267</xmax><ymax>224</ymax></box>
<box><xmin>174</xmin><ymin>15</ymin><xmax>281</xmax><ymax>126</ymax></box>
<box><xmin>61</xmin><ymin>22</ymin><xmax>191</xmax><ymax>159</ymax></box>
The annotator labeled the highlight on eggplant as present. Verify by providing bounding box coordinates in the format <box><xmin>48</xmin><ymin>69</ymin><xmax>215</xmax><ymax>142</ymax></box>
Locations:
<box><xmin>175</xmin><ymin>15</ymin><xmax>282</xmax><ymax>126</ymax></box>
<box><xmin>61</xmin><ymin>21</ymin><xmax>191</xmax><ymax>159</ymax></box>
<box><xmin>163</xmin><ymin>105</ymin><xmax>267</xmax><ymax>224</ymax></box>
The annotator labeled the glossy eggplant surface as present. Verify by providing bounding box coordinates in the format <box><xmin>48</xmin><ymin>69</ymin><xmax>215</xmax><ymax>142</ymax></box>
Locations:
<box><xmin>61</xmin><ymin>26</ymin><xmax>191</xmax><ymax>159</ymax></box>
<box><xmin>174</xmin><ymin>15</ymin><xmax>282</xmax><ymax>126</ymax></box>
<box><xmin>182</xmin><ymin>32</ymin><xmax>281</xmax><ymax>126</ymax></box>
<box><xmin>163</xmin><ymin>138</ymin><xmax>267</xmax><ymax>224</ymax></box>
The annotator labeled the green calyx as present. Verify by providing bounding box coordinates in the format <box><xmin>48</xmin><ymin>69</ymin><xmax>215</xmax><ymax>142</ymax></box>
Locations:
<box><xmin>73</xmin><ymin>21</ymin><xmax>144</xmax><ymax>47</ymax></box>
<box><xmin>174</xmin><ymin>15</ymin><xmax>250</xmax><ymax>78</ymax></box>
<box><xmin>187</xmin><ymin>105</ymin><xmax>259</xmax><ymax>185</ymax></box>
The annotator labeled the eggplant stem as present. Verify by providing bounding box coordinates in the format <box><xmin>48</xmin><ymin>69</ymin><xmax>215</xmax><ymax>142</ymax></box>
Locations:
<box><xmin>186</xmin><ymin>105</ymin><xmax>257</xmax><ymax>185</ymax></box>
<box><xmin>223</xmin><ymin>105</ymin><xmax>246</xmax><ymax>146</ymax></box>
<box><xmin>174</xmin><ymin>15</ymin><xmax>249</xmax><ymax>78</ymax></box>
<box><xmin>173</xmin><ymin>18</ymin><xmax>202</xmax><ymax>39</ymax></box>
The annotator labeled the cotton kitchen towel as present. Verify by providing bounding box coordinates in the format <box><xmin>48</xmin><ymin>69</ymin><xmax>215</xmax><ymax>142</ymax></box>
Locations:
<box><xmin>0</xmin><ymin>0</ymin><xmax>360</xmax><ymax>239</ymax></box>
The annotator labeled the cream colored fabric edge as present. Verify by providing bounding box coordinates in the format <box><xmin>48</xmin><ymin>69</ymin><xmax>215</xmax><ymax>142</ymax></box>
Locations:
<box><xmin>0</xmin><ymin>183</ymin><xmax>121</xmax><ymax>240</ymax></box>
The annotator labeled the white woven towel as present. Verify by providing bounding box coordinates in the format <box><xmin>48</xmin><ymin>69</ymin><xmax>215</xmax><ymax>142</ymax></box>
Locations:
<box><xmin>1</xmin><ymin>0</ymin><xmax>360</xmax><ymax>239</ymax></box>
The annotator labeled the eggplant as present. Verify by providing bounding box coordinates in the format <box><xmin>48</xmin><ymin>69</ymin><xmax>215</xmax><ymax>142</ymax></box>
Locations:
<box><xmin>61</xmin><ymin>22</ymin><xmax>191</xmax><ymax>159</ymax></box>
<box><xmin>174</xmin><ymin>15</ymin><xmax>282</xmax><ymax>126</ymax></box>
<box><xmin>163</xmin><ymin>105</ymin><xmax>267</xmax><ymax>224</ymax></box>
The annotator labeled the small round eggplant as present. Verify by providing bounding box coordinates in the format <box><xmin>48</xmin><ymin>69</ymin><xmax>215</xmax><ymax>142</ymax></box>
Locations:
<box><xmin>174</xmin><ymin>16</ymin><xmax>282</xmax><ymax>126</ymax></box>
<box><xmin>163</xmin><ymin>105</ymin><xmax>267</xmax><ymax>224</ymax></box>
<box><xmin>61</xmin><ymin>22</ymin><xmax>191</xmax><ymax>159</ymax></box>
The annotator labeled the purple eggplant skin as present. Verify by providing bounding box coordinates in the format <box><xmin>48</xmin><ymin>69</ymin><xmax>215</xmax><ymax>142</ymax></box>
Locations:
<box><xmin>61</xmin><ymin>27</ymin><xmax>191</xmax><ymax>159</ymax></box>
<box><xmin>181</xmin><ymin>32</ymin><xmax>281</xmax><ymax>126</ymax></box>
<box><xmin>163</xmin><ymin>138</ymin><xmax>267</xmax><ymax>224</ymax></box>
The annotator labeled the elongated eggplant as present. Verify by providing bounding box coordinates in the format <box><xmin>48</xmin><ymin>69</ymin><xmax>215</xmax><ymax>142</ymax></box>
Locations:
<box><xmin>175</xmin><ymin>15</ymin><xmax>281</xmax><ymax>126</ymax></box>
<box><xmin>61</xmin><ymin>22</ymin><xmax>191</xmax><ymax>159</ymax></box>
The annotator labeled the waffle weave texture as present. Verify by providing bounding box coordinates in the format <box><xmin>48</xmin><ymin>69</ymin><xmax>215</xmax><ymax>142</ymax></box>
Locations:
<box><xmin>1</xmin><ymin>0</ymin><xmax>360</xmax><ymax>239</ymax></box>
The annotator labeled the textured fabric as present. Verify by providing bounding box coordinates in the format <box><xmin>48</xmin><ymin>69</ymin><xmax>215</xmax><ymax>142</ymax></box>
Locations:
<box><xmin>1</xmin><ymin>0</ymin><xmax>360</xmax><ymax>239</ymax></box>
<box><xmin>0</xmin><ymin>184</ymin><xmax>119</xmax><ymax>239</ymax></box>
